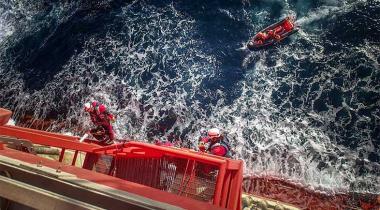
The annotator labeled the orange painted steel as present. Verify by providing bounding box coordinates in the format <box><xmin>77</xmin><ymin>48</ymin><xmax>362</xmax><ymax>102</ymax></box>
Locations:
<box><xmin>58</xmin><ymin>148</ymin><xmax>66</xmax><ymax>162</ymax></box>
<box><xmin>93</xmin><ymin>141</ymin><xmax>243</xmax><ymax>209</ymax></box>
<box><xmin>71</xmin><ymin>150</ymin><xmax>79</xmax><ymax>166</ymax></box>
<box><xmin>0</xmin><ymin>108</ymin><xmax>12</xmax><ymax>126</ymax></box>
<box><xmin>0</xmin><ymin>148</ymin><xmax>226</xmax><ymax>210</ymax></box>
<box><xmin>0</xmin><ymin>125</ymin><xmax>101</xmax><ymax>152</ymax></box>
<box><xmin>0</xmin><ymin>108</ymin><xmax>243</xmax><ymax>210</ymax></box>
<box><xmin>100</xmin><ymin>141</ymin><xmax>228</xmax><ymax>166</ymax></box>
<box><xmin>94</xmin><ymin>142</ymin><xmax>243</xmax><ymax>209</ymax></box>
<box><xmin>226</xmin><ymin>163</ymin><xmax>243</xmax><ymax>210</ymax></box>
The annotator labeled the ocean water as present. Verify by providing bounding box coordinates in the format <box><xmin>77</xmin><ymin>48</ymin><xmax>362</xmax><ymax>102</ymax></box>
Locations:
<box><xmin>0</xmin><ymin>0</ymin><xmax>379</xmax><ymax>195</ymax></box>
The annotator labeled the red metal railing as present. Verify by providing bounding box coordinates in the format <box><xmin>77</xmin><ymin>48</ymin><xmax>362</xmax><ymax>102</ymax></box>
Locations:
<box><xmin>83</xmin><ymin>142</ymin><xmax>243</xmax><ymax>209</ymax></box>
<box><xmin>0</xmin><ymin>108</ymin><xmax>243</xmax><ymax>210</ymax></box>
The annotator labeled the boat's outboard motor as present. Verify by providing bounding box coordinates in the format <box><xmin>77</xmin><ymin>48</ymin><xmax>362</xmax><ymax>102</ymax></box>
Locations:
<box><xmin>247</xmin><ymin>41</ymin><xmax>255</xmax><ymax>50</ymax></box>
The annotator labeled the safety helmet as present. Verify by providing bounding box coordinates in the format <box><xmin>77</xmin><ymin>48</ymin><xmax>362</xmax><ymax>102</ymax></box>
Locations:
<box><xmin>98</xmin><ymin>104</ymin><xmax>107</xmax><ymax>113</ymax></box>
<box><xmin>91</xmin><ymin>101</ymin><xmax>99</xmax><ymax>108</ymax></box>
<box><xmin>208</xmin><ymin>128</ymin><xmax>221</xmax><ymax>138</ymax></box>
<box><xmin>84</xmin><ymin>102</ymin><xmax>91</xmax><ymax>112</ymax></box>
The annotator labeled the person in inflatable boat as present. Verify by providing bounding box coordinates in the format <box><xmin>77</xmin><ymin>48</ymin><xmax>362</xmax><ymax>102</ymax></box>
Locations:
<box><xmin>248</xmin><ymin>16</ymin><xmax>295</xmax><ymax>47</ymax></box>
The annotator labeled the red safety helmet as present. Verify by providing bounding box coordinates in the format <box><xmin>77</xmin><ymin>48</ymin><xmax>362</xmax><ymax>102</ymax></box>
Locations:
<box><xmin>98</xmin><ymin>104</ymin><xmax>107</xmax><ymax>113</ymax></box>
<box><xmin>91</xmin><ymin>101</ymin><xmax>99</xmax><ymax>108</ymax></box>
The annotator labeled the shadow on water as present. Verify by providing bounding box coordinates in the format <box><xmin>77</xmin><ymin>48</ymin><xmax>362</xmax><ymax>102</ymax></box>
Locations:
<box><xmin>326</xmin><ymin>1</ymin><xmax>380</xmax><ymax>45</ymax></box>
<box><xmin>319</xmin><ymin>1</ymin><xmax>380</xmax><ymax>150</ymax></box>
<box><xmin>169</xmin><ymin>0</ymin><xmax>251</xmax><ymax>106</ymax></box>
<box><xmin>5</xmin><ymin>0</ymin><xmax>132</xmax><ymax>91</ymax></box>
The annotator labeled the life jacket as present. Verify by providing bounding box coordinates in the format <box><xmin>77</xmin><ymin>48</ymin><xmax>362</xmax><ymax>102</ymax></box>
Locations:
<box><xmin>89</xmin><ymin>110</ymin><xmax>101</xmax><ymax>125</ymax></box>
<box><xmin>274</xmin><ymin>26</ymin><xmax>283</xmax><ymax>34</ymax></box>
<box><xmin>255</xmin><ymin>32</ymin><xmax>268</xmax><ymax>42</ymax></box>
<box><xmin>283</xmin><ymin>19</ymin><xmax>294</xmax><ymax>32</ymax></box>
<box><xmin>97</xmin><ymin>111</ymin><xmax>113</xmax><ymax>126</ymax></box>
<box><xmin>89</xmin><ymin>104</ymin><xmax>113</xmax><ymax>128</ymax></box>
<box><xmin>207</xmin><ymin>136</ymin><xmax>232</xmax><ymax>158</ymax></box>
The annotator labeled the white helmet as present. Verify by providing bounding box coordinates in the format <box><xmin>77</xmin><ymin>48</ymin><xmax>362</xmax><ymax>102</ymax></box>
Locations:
<box><xmin>208</xmin><ymin>128</ymin><xmax>221</xmax><ymax>138</ymax></box>
<box><xmin>84</xmin><ymin>102</ymin><xmax>91</xmax><ymax>111</ymax></box>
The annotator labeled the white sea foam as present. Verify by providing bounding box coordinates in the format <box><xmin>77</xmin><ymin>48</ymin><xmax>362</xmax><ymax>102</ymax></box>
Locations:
<box><xmin>0</xmin><ymin>7</ymin><xmax>14</xmax><ymax>42</ymax></box>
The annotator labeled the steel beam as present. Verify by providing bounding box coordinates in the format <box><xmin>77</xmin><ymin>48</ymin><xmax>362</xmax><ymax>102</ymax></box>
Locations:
<box><xmin>0</xmin><ymin>175</ymin><xmax>104</xmax><ymax>210</ymax></box>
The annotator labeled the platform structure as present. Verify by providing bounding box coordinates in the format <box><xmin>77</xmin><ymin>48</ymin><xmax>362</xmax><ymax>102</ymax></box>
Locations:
<box><xmin>0</xmin><ymin>108</ymin><xmax>243</xmax><ymax>210</ymax></box>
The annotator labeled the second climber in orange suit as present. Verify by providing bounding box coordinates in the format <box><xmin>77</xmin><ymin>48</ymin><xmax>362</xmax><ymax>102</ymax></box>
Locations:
<box><xmin>198</xmin><ymin>128</ymin><xmax>231</xmax><ymax>158</ymax></box>
<box><xmin>84</xmin><ymin>101</ymin><xmax>116</xmax><ymax>144</ymax></box>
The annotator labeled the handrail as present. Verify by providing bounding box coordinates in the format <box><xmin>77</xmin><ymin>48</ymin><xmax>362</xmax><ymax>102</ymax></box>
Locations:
<box><xmin>0</xmin><ymin>108</ymin><xmax>12</xmax><ymax>126</ymax></box>
<box><xmin>0</xmin><ymin>108</ymin><xmax>243</xmax><ymax>209</ymax></box>
<box><xmin>0</xmin><ymin>125</ymin><xmax>101</xmax><ymax>152</ymax></box>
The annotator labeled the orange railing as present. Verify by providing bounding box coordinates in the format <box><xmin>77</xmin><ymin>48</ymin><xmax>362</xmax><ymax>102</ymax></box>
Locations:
<box><xmin>0</xmin><ymin>108</ymin><xmax>11</xmax><ymax>126</ymax></box>
<box><xmin>0</xmin><ymin>108</ymin><xmax>243</xmax><ymax>210</ymax></box>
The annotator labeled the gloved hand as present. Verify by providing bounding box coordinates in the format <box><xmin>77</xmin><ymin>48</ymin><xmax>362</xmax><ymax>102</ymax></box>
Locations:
<box><xmin>109</xmin><ymin>115</ymin><xmax>116</xmax><ymax>123</ymax></box>
<box><xmin>199</xmin><ymin>141</ymin><xmax>211</xmax><ymax>152</ymax></box>
<box><xmin>198</xmin><ymin>142</ymin><xmax>206</xmax><ymax>152</ymax></box>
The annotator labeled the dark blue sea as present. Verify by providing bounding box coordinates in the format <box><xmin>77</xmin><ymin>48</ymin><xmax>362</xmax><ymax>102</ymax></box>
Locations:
<box><xmin>0</xmin><ymin>0</ymin><xmax>379</xmax><ymax>195</ymax></box>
